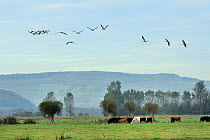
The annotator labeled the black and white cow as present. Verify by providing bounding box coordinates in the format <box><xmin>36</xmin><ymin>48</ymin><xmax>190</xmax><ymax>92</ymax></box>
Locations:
<box><xmin>108</xmin><ymin>117</ymin><xmax>123</xmax><ymax>124</ymax></box>
<box><xmin>200</xmin><ymin>116</ymin><xmax>210</xmax><ymax>122</ymax></box>
<box><xmin>146</xmin><ymin>117</ymin><xmax>153</xmax><ymax>123</ymax></box>
<box><xmin>131</xmin><ymin>117</ymin><xmax>146</xmax><ymax>123</ymax></box>
<box><xmin>127</xmin><ymin>118</ymin><xmax>134</xmax><ymax>124</ymax></box>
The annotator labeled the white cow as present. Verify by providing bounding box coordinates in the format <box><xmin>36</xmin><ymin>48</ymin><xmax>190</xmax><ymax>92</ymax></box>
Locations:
<box><xmin>131</xmin><ymin>117</ymin><xmax>141</xmax><ymax>123</ymax></box>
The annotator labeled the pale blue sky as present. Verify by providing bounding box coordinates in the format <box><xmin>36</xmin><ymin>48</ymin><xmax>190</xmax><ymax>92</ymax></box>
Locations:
<box><xmin>1</xmin><ymin>0</ymin><xmax>210</xmax><ymax>80</ymax></box>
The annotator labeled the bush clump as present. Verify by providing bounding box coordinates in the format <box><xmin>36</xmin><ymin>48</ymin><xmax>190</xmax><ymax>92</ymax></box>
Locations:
<box><xmin>2</xmin><ymin>116</ymin><xmax>19</xmax><ymax>124</ymax></box>
<box><xmin>0</xmin><ymin>119</ymin><xmax>3</xmax><ymax>124</ymax></box>
<box><xmin>23</xmin><ymin>119</ymin><xmax>36</xmax><ymax>124</ymax></box>
<box><xmin>97</xmin><ymin>118</ymin><xmax>109</xmax><ymax>124</ymax></box>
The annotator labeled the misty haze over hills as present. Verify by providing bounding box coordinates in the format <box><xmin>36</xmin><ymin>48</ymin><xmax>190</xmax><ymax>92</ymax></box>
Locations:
<box><xmin>0</xmin><ymin>89</ymin><xmax>35</xmax><ymax>108</ymax></box>
<box><xmin>0</xmin><ymin>71</ymin><xmax>209</xmax><ymax>108</ymax></box>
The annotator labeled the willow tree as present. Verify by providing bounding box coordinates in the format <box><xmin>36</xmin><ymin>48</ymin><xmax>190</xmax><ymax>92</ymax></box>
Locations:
<box><xmin>123</xmin><ymin>101</ymin><xmax>136</xmax><ymax>117</ymax></box>
<box><xmin>143</xmin><ymin>102</ymin><xmax>158</xmax><ymax>122</ymax></box>
<box><xmin>100</xmin><ymin>99</ymin><xmax>117</xmax><ymax>117</ymax></box>
<box><xmin>39</xmin><ymin>101</ymin><xmax>63</xmax><ymax>124</ymax></box>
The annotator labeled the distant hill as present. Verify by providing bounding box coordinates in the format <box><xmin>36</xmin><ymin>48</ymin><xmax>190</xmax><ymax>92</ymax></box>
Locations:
<box><xmin>0</xmin><ymin>89</ymin><xmax>35</xmax><ymax>108</ymax></box>
<box><xmin>0</xmin><ymin>71</ymin><xmax>209</xmax><ymax>108</ymax></box>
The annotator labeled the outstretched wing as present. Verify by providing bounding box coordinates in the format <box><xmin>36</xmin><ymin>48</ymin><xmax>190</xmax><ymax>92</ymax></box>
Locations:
<box><xmin>93</xmin><ymin>27</ymin><xmax>98</xmax><ymax>30</ymax></box>
<box><xmin>104</xmin><ymin>25</ymin><xmax>109</xmax><ymax>29</ymax></box>
<box><xmin>142</xmin><ymin>36</ymin><xmax>145</xmax><ymax>41</ymax></box>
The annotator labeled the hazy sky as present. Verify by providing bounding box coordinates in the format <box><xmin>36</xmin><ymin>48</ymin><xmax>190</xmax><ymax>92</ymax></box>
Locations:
<box><xmin>1</xmin><ymin>0</ymin><xmax>210</xmax><ymax>80</ymax></box>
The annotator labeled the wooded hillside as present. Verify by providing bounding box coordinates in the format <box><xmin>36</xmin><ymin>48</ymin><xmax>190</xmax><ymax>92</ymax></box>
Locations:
<box><xmin>0</xmin><ymin>71</ymin><xmax>209</xmax><ymax>108</ymax></box>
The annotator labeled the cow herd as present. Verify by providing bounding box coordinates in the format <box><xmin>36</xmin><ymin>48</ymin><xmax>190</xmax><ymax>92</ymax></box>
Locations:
<box><xmin>107</xmin><ymin>116</ymin><xmax>210</xmax><ymax>124</ymax></box>
<box><xmin>108</xmin><ymin>117</ymin><xmax>153</xmax><ymax>124</ymax></box>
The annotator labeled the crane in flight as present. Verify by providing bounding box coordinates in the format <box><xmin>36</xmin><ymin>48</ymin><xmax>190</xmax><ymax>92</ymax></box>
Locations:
<box><xmin>87</xmin><ymin>27</ymin><xmax>98</xmax><ymax>31</ymax></box>
<box><xmin>164</xmin><ymin>39</ymin><xmax>170</xmax><ymax>46</ymax></box>
<box><xmin>141</xmin><ymin>36</ymin><xmax>149</xmax><ymax>42</ymax></box>
<box><xmin>55</xmin><ymin>32</ymin><xmax>68</xmax><ymax>35</ymax></box>
<box><xmin>101</xmin><ymin>25</ymin><xmax>109</xmax><ymax>30</ymax></box>
<box><xmin>66</xmin><ymin>41</ymin><xmax>76</xmax><ymax>45</ymax></box>
<box><xmin>72</xmin><ymin>30</ymin><xmax>84</xmax><ymax>34</ymax></box>
<box><xmin>28</xmin><ymin>30</ymin><xmax>35</xmax><ymax>33</ymax></box>
<box><xmin>182</xmin><ymin>40</ymin><xmax>187</xmax><ymax>48</ymax></box>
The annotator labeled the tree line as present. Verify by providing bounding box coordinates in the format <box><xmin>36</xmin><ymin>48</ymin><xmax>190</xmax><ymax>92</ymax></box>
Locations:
<box><xmin>100</xmin><ymin>80</ymin><xmax>210</xmax><ymax>117</ymax></box>
<box><xmin>37</xmin><ymin>80</ymin><xmax>209</xmax><ymax>123</ymax></box>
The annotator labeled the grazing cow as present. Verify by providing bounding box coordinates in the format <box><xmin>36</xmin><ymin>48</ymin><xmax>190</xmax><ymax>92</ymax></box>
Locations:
<box><xmin>171</xmin><ymin>117</ymin><xmax>181</xmax><ymax>123</ymax></box>
<box><xmin>127</xmin><ymin>118</ymin><xmax>134</xmax><ymax>124</ymax></box>
<box><xmin>146</xmin><ymin>117</ymin><xmax>153</xmax><ymax>123</ymax></box>
<box><xmin>140</xmin><ymin>117</ymin><xmax>146</xmax><ymax>123</ymax></box>
<box><xmin>200</xmin><ymin>116</ymin><xmax>210</xmax><ymax>122</ymax></box>
<box><xmin>118</xmin><ymin>118</ymin><xmax>127</xmax><ymax>123</ymax></box>
<box><xmin>131</xmin><ymin>117</ymin><xmax>140</xmax><ymax>123</ymax></box>
<box><xmin>131</xmin><ymin>117</ymin><xmax>146</xmax><ymax>123</ymax></box>
<box><xmin>108</xmin><ymin>117</ymin><xmax>123</xmax><ymax>124</ymax></box>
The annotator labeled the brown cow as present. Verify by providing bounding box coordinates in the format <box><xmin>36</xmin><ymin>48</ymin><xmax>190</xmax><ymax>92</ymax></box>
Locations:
<box><xmin>118</xmin><ymin>118</ymin><xmax>127</xmax><ymax>123</ymax></box>
<box><xmin>171</xmin><ymin>117</ymin><xmax>181</xmax><ymax>123</ymax></box>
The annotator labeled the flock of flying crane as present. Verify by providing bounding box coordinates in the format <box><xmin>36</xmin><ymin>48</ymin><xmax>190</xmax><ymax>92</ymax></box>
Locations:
<box><xmin>28</xmin><ymin>24</ymin><xmax>187</xmax><ymax>48</ymax></box>
<box><xmin>28</xmin><ymin>24</ymin><xmax>109</xmax><ymax>45</ymax></box>
<box><xmin>141</xmin><ymin>36</ymin><xmax>187</xmax><ymax>48</ymax></box>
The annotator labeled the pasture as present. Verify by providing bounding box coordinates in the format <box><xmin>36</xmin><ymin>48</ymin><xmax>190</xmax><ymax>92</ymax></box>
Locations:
<box><xmin>0</xmin><ymin>115</ymin><xmax>210</xmax><ymax>139</ymax></box>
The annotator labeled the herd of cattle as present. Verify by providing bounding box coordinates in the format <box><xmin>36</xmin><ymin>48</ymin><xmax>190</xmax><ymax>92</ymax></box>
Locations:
<box><xmin>107</xmin><ymin>116</ymin><xmax>210</xmax><ymax>124</ymax></box>
<box><xmin>108</xmin><ymin>117</ymin><xmax>153</xmax><ymax>124</ymax></box>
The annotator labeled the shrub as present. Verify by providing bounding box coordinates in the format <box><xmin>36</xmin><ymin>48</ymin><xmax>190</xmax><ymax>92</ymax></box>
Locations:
<box><xmin>4</xmin><ymin>116</ymin><xmax>19</xmax><ymax>124</ymax></box>
<box><xmin>56</xmin><ymin>133</ymin><xmax>72</xmax><ymax>140</ymax></box>
<box><xmin>23</xmin><ymin>119</ymin><xmax>36</xmax><ymax>124</ymax></box>
<box><xmin>97</xmin><ymin>118</ymin><xmax>109</xmax><ymax>124</ymax></box>
<box><xmin>78</xmin><ymin>113</ymin><xmax>83</xmax><ymax>116</ymax></box>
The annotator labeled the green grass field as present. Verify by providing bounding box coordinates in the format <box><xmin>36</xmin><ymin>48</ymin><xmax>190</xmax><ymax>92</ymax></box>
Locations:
<box><xmin>0</xmin><ymin>115</ymin><xmax>210</xmax><ymax>140</ymax></box>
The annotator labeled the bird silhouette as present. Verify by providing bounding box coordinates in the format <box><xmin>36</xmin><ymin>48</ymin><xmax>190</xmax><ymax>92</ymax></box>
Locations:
<box><xmin>87</xmin><ymin>27</ymin><xmax>98</xmax><ymax>31</ymax></box>
<box><xmin>28</xmin><ymin>30</ymin><xmax>35</xmax><ymax>33</ymax></box>
<box><xmin>101</xmin><ymin>25</ymin><xmax>109</xmax><ymax>30</ymax></box>
<box><xmin>36</xmin><ymin>30</ymin><xmax>43</xmax><ymax>35</ymax></box>
<box><xmin>42</xmin><ymin>30</ymin><xmax>50</xmax><ymax>34</ymax></box>
<box><xmin>164</xmin><ymin>39</ymin><xmax>170</xmax><ymax>46</ymax></box>
<box><xmin>55</xmin><ymin>32</ymin><xmax>68</xmax><ymax>35</ymax></box>
<box><xmin>28</xmin><ymin>30</ymin><xmax>37</xmax><ymax>35</ymax></box>
<box><xmin>32</xmin><ymin>32</ymin><xmax>37</xmax><ymax>35</ymax></box>
<box><xmin>66</xmin><ymin>41</ymin><xmax>76</xmax><ymax>45</ymax></box>
<box><xmin>182</xmin><ymin>40</ymin><xmax>187</xmax><ymax>48</ymax></box>
<box><xmin>141</xmin><ymin>36</ymin><xmax>149</xmax><ymax>42</ymax></box>
<box><xmin>28</xmin><ymin>30</ymin><xmax>50</xmax><ymax>35</ymax></box>
<box><xmin>72</xmin><ymin>30</ymin><xmax>84</xmax><ymax>34</ymax></box>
